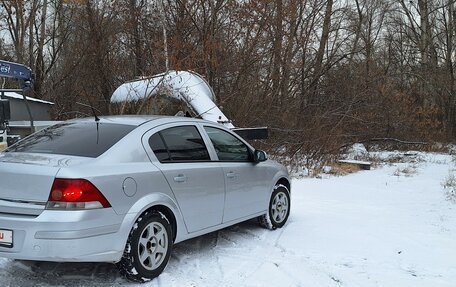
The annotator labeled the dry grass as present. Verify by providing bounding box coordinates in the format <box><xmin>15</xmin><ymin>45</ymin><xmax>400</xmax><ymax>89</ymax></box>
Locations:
<box><xmin>443</xmin><ymin>172</ymin><xmax>456</xmax><ymax>202</ymax></box>
<box><xmin>393</xmin><ymin>165</ymin><xmax>417</xmax><ymax>177</ymax></box>
<box><xmin>328</xmin><ymin>163</ymin><xmax>361</xmax><ymax>176</ymax></box>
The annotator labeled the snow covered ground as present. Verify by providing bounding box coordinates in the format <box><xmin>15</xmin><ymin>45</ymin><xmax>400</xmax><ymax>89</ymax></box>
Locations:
<box><xmin>1</xmin><ymin>152</ymin><xmax>455</xmax><ymax>287</ymax></box>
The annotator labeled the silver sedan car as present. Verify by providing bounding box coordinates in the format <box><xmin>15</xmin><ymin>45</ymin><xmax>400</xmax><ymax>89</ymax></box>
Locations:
<box><xmin>0</xmin><ymin>116</ymin><xmax>290</xmax><ymax>282</ymax></box>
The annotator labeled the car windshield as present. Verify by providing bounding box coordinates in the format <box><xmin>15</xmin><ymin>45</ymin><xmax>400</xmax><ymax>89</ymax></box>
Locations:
<box><xmin>5</xmin><ymin>122</ymin><xmax>136</xmax><ymax>157</ymax></box>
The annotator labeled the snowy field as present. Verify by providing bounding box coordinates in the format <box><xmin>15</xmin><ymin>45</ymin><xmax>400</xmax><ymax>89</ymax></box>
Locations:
<box><xmin>1</xmin><ymin>152</ymin><xmax>455</xmax><ymax>287</ymax></box>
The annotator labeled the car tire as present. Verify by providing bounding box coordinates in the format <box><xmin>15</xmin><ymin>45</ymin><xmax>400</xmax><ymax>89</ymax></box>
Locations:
<box><xmin>117</xmin><ymin>211</ymin><xmax>173</xmax><ymax>282</ymax></box>
<box><xmin>259</xmin><ymin>184</ymin><xmax>290</xmax><ymax>230</ymax></box>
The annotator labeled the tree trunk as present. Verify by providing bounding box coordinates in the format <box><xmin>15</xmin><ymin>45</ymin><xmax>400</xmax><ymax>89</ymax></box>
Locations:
<box><xmin>35</xmin><ymin>0</ymin><xmax>48</xmax><ymax>98</ymax></box>
<box><xmin>206</xmin><ymin>0</ymin><xmax>219</xmax><ymax>96</ymax></box>
<box><xmin>271</xmin><ymin>0</ymin><xmax>283</xmax><ymax>100</ymax></box>
<box><xmin>448</xmin><ymin>0</ymin><xmax>456</xmax><ymax>137</ymax></box>
<box><xmin>28</xmin><ymin>1</ymin><xmax>37</xmax><ymax>70</ymax></box>
<box><xmin>310</xmin><ymin>0</ymin><xmax>333</xmax><ymax>101</ymax></box>
<box><xmin>129</xmin><ymin>0</ymin><xmax>143</xmax><ymax>76</ymax></box>
<box><xmin>348</xmin><ymin>0</ymin><xmax>363</xmax><ymax>63</ymax></box>
<box><xmin>418</xmin><ymin>0</ymin><xmax>431</xmax><ymax>67</ymax></box>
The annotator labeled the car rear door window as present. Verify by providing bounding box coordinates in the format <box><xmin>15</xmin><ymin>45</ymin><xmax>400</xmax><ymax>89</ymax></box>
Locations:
<box><xmin>204</xmin><ymin>127</ymin><xmax>251</xmax><ymax>161</ymax></box>
<box><xmin>148</xmin><ymin>133</ymin><xmax>171</xmax><ymax>162</ymax></box>
<box><xmin>149</xmin><ymin>126</ymin><xmax>210</xmax><ymax>162</ymax></box>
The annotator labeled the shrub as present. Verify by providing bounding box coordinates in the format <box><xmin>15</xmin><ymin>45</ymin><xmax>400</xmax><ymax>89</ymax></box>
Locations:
<box><xmin>443</xmin><ymin>172</ymin><xmax>456</xmax><ymax>202</ymax></box>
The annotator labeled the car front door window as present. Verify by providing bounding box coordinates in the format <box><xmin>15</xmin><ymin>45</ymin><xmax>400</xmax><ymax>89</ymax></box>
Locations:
<box><xmin>203</xmin><ymin>126</ymin><xmax>250</xmax><ymax>162</ymax></box>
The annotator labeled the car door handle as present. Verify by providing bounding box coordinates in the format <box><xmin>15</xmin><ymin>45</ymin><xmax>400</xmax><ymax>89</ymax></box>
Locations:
<box><xmin>173</xmin><ymin>175</ymin><xmax>187</xmax><ymax>183</ymax></box>
<box><xmin>226</xmin><ymin>172</ymin><xmax>237</xmax><ymax>179</ymax></box>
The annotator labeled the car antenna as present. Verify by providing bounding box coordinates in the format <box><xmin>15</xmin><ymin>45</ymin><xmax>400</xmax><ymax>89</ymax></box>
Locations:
<box><xmin>76</xmin><ymin>102</ymin><xmax>100</xmax><ymax>122</ymax></box>
<box><xmin>76</xmin><ymin>102</ymin><xmax>101</xmax><ymax>144</ymax></box>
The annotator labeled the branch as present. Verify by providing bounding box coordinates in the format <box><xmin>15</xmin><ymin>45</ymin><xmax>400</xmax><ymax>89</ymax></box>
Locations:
<box><xmin>365</xmin><ymin>138</ymin><xmax>428</xmax><ymax>145</ymax></box>
<box><xmin>339</xmin><ymin>138</ymin><xmax>429</xmax><ymax>151</ymax></box>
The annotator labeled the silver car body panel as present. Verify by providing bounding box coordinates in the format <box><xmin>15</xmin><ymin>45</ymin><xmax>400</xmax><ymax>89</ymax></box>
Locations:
<box><xmin>217</xmin><ymin>161</ymin><xmax>274</xmax><ymax>222</ymax></box>
<box><xmin>141</xmin><ymin>122</ymin><xmax>226</xmax><ymax>233</ymax></box>
<box><xmin>0</xmin><ymin>116</ymin><xmax>289</xmax><ymax>262</ymax></box>
<box><xmin>152</xmin><ymin>161</ymin><xmax>225</xmax><ymax>233</ymax></box>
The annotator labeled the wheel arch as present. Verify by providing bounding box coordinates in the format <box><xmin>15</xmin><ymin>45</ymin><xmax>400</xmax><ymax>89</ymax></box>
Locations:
<box><xmin>276</xmin><ymin>177</ymin><xmax>291</xmax><ymax>193</ymax></box>
<box><xmin>143</xmin><ymin>204</ymin><xmax>177</xmax><ymax>242</ymax></box>
<box><xmin>123</xmin><ymin>193</ymin><xmax>185</xmax><ymax>245</ymax></box>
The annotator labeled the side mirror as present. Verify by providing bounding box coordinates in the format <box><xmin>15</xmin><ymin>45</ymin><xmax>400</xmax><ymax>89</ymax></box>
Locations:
<box><xmin>253</xmin><ymin>149</ymin><xmax>268</xmax><ymax>163</ymax></box>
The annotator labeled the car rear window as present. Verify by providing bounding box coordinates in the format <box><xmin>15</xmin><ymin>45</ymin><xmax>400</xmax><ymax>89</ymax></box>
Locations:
<box><xmin>5</xmin><ymin>122</ymin><xmax>136</xmax><ymax>157</ymax></box>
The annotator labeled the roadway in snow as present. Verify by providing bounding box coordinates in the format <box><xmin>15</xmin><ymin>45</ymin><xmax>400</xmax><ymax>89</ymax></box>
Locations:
<box><xmin>0</xmin><ymin>152</ymin><xmax>455</xmax><ymax>287</ymax></box>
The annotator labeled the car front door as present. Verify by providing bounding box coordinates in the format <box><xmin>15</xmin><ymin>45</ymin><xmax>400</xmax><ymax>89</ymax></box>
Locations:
<box><xmin>143</xmin><ymin>124</ymin><xmax>225</xmax><ymax>233</ymax></box>
<box><xmin>202</xmin><ymin>126</ymin><xmax>271</xmax><ymax>223</ymax></box>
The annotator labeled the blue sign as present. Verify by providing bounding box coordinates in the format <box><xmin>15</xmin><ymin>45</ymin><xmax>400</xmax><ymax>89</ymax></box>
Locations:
<box><xmin>0</xmin><ymin>60</ymin><xmax>33</xmax><ymax>90</ymax></box>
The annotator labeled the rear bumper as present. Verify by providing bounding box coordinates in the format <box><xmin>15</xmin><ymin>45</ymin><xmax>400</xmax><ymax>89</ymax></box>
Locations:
<box><xmin>0</xmin><ymin>208</ymin><xmax>132</xmax><ymax>262</ymax></box>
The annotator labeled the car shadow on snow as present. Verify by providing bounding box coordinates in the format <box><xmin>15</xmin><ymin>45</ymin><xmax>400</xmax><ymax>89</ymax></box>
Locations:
<box><xmin>1</xmin><ymin>219</ymin><xmax>264</xmax><ymax>286</ymax></box>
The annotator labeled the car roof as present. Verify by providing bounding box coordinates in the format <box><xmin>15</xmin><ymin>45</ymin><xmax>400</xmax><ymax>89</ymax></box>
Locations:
<box><xmin>66</xmin><ymin>115</ymin><xmax>220</xmax><ymax>127</ymax></box>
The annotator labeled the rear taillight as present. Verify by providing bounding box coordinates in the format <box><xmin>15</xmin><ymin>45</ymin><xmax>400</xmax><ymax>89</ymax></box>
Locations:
<box><xmin>46</xmin><ymin>178</ymin><xmax>111</xmax><ymax>210</ymax></box>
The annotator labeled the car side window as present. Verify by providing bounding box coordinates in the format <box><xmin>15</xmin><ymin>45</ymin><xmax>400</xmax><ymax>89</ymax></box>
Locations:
<box><xmin>149</xmin><ymin>126</ymin><xmax>210</xmax><ymax>162</ymax></box>
<box><xmin>148</xmin><ymin>133</ymin><xmax>171</xmax><ymax>162</ymax></box>
<box><xmin>204</xmin><ymin>126</ymin><xmax>251</xmax><ymax>161</ymax></box>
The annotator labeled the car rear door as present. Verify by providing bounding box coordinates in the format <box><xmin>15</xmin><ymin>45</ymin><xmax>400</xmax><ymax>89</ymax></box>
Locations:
<box><xmin>202</xmin><ymin>126</ymin><xmax>271</xmax><ymax>223</ymax></box>
<box><xmin>142</xmin><ymin>123</ymin><xmax>225</xmax><ymax>233</ymax></box>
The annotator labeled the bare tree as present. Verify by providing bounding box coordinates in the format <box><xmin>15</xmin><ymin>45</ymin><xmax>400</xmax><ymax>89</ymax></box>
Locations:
<box><xmin>1</xmin><ymin>0</ymin><xmax>454</xmax><ymax>161</ymax></box>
